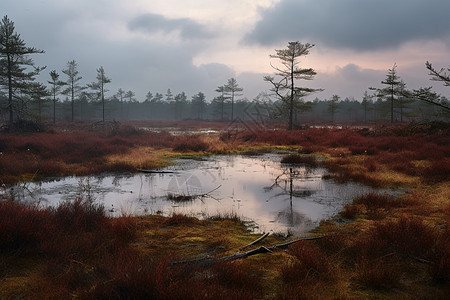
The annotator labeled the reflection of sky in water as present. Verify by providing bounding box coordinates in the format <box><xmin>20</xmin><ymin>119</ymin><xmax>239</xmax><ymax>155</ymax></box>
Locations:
<box><xmin>12</xmin><ymin>154</ymin><xmax>396</xmax><ymax>235</ymax></box>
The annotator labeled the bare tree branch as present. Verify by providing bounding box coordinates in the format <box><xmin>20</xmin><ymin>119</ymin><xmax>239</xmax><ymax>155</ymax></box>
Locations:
<box><xmin>426</xmin><ymin>61</ymin><xmax>450</xmax><ymax>86</ymax></box>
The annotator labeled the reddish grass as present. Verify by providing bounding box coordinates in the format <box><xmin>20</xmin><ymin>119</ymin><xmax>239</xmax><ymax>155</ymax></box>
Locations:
<box><xmin>353</xmin><ymin>192</ymin><xmax>403</xmax><ymax>210</ymax></box>
<box><xmin>364</xmin><ymin>158</ymin><xmax>378</xmax><ymax>172</ymax></box>
<box><xmin>372</xmin><ymin>215</ymin><xmax>439</xmax><ymax>258</ymax></box>
<box><xmin>281</xmin><ymin>241</ymin><xmax>334</xmax><ymax>283</ymax></box>
<box><xmin>0</xmin><ymin>128</ymin><xmax>183</xmax><ymax>183</ymax></box>
<box><xmin>1</xmin><ymin>122</ymin><xmax>448</xmax><ymax>185</ymax></box>
<box><xmin>342</xmin><ymin>215</ymin><xmax>441</xmax><ymax>268</ymax></box>
<box><xmin>280</xmin><ymin>154</ymin><xmax>318</xmax><ymax>166</ymax></box>
<box><xmin>0</xmin><ymin>197</ymin><xmax>268</xmax><ymax>299</ymax></box>
<box><xmin>354</xmin><ymin>256</ymin><xmax>401</xmax><ymax>290</ymax></box>
<box><xmin>423</xmin><ymin>159</ymin><xmax>450</xmax><ymax>183</ymax></box>
<box><xmin>213</xmin><ymin>261</ymin><xmax>263</xmax><ymax>294</ymax></box>
<box><xmin>340</xmin><ymin>204</ymin><xmax>365</xmax><ymax>219</ymax></box>
<box><xmin>349</xmin><ymin>143</ymin><xmax>378</xmax><ymax>155</ymax></box>
<box><xmin>345</xmin><ymin>192</ymin><xmax>430</xmax><ymax>220</ymax></box>
<box><xmin>298</xmin><ymin>142</ymin><xmax>325</xmax><ymax>154</ymax></box>
<box><xmin>323</xmin><ymin>158</ymin><xmax>383</xmax><ymax>187</ymax></box>
<box><xmin>1</xmin><ymin>122</ymin><xmax>449</xmax><ymax>298</ymax></box>
<box><xmin>429</xmin><ymin>233</ymin><xmax>450</xmax><ymax>284</ymax></box>
<box><xmin>162</xmin><ymin>213</ymin><xmax>202</xmax><ymax>226</ymax></box>
<box><xmin>329</xmin><ymin>214</ymin><xmax>449</xmax><ymax>293</ymax></box>
<box><xmin>172</xmin><ymin>134</ymin><xmax>209</xmax><ymax>152</ymax></box>
<box><xmin>91</xmin><ymin>252</ymin><xmax>262</xmax><ymax>300</ymax></box>
<box><xmin>0</xmin><ymin>200</ymin><xmax>51</xmax><ymax>251</ymax></box>
<box><xmin>0</xmin><ymin>198</ymin><xmax>136</xmax><ymax>257</ymax></box>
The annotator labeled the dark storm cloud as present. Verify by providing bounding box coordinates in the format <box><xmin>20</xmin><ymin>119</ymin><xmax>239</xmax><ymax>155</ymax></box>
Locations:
<box><xmin>244</xmin><ymin>0</ymin><xmax>450</xmax><ymax>50</ymax></box>
<box><xmin>128</xmin><ymin>13</ymin><xmax>213</xmax><ymax>40</ymax></box>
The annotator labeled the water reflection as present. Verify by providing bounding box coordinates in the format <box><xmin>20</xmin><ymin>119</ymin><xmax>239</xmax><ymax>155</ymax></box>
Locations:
<box><xmin>271</xmin><ymin>167</ymin><xmax>316</xmax><ymax>228</ymax></box>
<box><xmin>8</xmin><ymin>154</ymin><xmax>396</xmax><ymax>235</ymax></box>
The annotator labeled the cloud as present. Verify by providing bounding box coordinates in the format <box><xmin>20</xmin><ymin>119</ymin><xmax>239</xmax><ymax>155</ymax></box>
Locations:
<box><xmin>128</xmin><ymin>13</ymin><xmax>213</xmax><ymax>40</ymax></box>
<box><xmin>244</xmin><ymin>0</ymin><xmax>450</xmax><ymax>51</ymax></box>
<box><xmin>307</xmin><ymin>64</ymin><xmax>383</xmax><ymax>100</ymax></box>
<box><xmin>3</xmin><ymin>0</ymin><xmax>448</xmax><ymax>104</ymax></box>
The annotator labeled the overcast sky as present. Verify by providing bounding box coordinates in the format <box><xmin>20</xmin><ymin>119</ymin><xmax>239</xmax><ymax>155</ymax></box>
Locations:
<box><xmin>2</xmin><ymin>0</ymin><xmax>450</xmax><ymax>102</ymax></box>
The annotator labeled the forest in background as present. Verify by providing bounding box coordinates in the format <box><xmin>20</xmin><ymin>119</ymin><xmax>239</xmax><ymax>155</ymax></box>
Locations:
<box><xmin>0</xmin><ymin>89</ymin><xmax>448</xmax><ymax>125</ymax></box>
<box><xmin>1</xmin><ymin>15</ymin><xmax>449</xmax><ymax>129</ymax></box>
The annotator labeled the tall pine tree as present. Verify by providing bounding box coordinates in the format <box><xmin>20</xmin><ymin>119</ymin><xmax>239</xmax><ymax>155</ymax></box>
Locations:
<box><xmin>264</xmin><ymin>42</ymin><xmax>322</xmax><ymax>130</ymax></box>
<box><xmin>0</xmin><ymin>15</ymin><xmax>45</xmax><ymax>127</ymax></box>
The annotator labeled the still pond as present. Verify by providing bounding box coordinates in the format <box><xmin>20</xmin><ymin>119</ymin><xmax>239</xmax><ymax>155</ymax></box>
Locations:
<box><xmin>10</xmin><ymin>154</ymin><xmax>396</xmax><ymax>235</ymax></box>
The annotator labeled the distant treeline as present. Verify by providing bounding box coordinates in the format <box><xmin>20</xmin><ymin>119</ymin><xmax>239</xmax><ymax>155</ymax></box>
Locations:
<box><xmin>0</xmin><ymin>92</ymin><xmax>447</xmax><ymax>125</ymax></box>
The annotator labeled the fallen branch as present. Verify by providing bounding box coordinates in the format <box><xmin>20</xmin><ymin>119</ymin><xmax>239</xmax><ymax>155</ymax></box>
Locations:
<box><xmin>200</xmin><ymin>185</ymin><xmax>222</xmax><ymax>197</ymax></box>
<box><xmin>409</xmin><ymin>254</ymin><xmax>434</xmax><ymax>265</ymax></box>
<box><xmin>218</xmin><ymin>246</ymin><xmax>272</xmax><ymax>262</ymax></box>
<box><xmin>240</xmin><ymin>232</ymin><xmax>270</xmax><ymax>251</ymax></box>
<box><xmin>167</xmin><ymin>185</ymin><xmax>222</xmax><ymax>202</ymax></box>
<box><xmin>267</xmin><ymin>235</ymin><xmax>326</xmax><ymax>250</ymax></box>
<box><xmin>170</xmin><ymin>235</ymin><xmax>325</xmax><ymax>266</ymax></box>
<box><xmin>170</xmin><ymin>246</ymin><xmax>273</xmax><ymax>266</ymax></box>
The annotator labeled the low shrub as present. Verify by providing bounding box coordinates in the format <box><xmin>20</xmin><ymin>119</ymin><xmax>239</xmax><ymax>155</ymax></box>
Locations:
<box><xmin>281</xmin><ymin>154</ymin><xmax>318</xmax><ymax>166</ymax></box>
<box><xmin>92</xmin><ymin>251</ymin><xmax>262</xmax><ymax>300</ymax></box>
<box><xmin>98</xmin><ymin>161</ymin><xmax>136</xmax><ymax>173</ymax></box>
<box><xmin>0</xmin><ymin>197</ymin><xmax>137</xmax><ymax>259</ymax></box>
<box><xmin>349</xmin><ymin>144</ymin><xmax>378</xmax><ymax>155</ymax></box>
<box><xmin>281</xmin><ymin>241</ymin><xmax>334</xmax><ymax>283</ymax></box>
<box><xmin>50</xmin><ymin>198</ymin><xmax>107</xmax><ymax>233</ymax></box>
<box><xmin>364</xmin><ymin>158</ymin><xmax>378</xmax><ymax>172</ymax></box>
<box><xmin>428</xmin><ymin>230</ymin><xmax>450</xmax><ymax>284</ymax></box>
<box><xmin>354</xmin><ymin>256</ymin><xmax>401</xmax><ymax>290</ymax></box>
<box><xmin>423</xmin><ymin>159</ymin><xmax>450</xmax><ymax>183</ymax></box>
<box><xmin>172</xmin><ymin>135</ymin><xmax>209</xmax><ymax>152</ymax></box>
<box><xmin>316</xmin><ymin>233</ymin><xmax>350</xmax><ymax>256</ymax></box>
<box><xmin>107</xmin><ymin>124</ymin><xmax>143</xmax><ymax>137</ymax></box>
<box><xmin>163</xmin><ymin>213</ymin><xmax>202</xmax><ymax>226</ymax></box>
<box><xmin>213</xmin><ymin>261</ymin><xmax>263</xmax><ymax>293</ymax></box>
<box><xmin>298</xmin><ymin>143</ymin><xmax>324</xmax><ymax>154</ymax></box>
<box><xmin>340</xmin><ymin>204</ymin><xmax>365</xmax><ymax>219</ymax></box>
<box><xmin>353</xmin><ymin>192</ymin><xmax>401</xmax><ymax>210</ymax></box>
<box><xmin>0</xmin><ymin>199</ymin><xmax>50</xmax><ymax>251</ymax></box>
<box><xmin>373</xmin><ymin>216</ymin><xmax>439</xmax><ymax>258</ymax></box>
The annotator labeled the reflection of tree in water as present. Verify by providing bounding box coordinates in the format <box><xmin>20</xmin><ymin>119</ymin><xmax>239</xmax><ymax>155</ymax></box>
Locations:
<box><xmin>267</xmin><ymin>166</ymin><xmax>318</xmax><ymax>228</ymax></box>
<box><xmin>168</xmin><ymin>173</ymin><xmax>203</xmax><ymax>197</ymax></box>
<box><xmin>276</xmin><ymin>207</ymin><xmax>308</xmax><ymax>228</ymax></box>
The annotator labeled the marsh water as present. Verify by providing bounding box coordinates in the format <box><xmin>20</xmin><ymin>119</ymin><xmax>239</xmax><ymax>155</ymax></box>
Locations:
<box><xmin>10</xmin><ymin>154</ymin><xmax>395</xmax><ymax>235</ymax></box>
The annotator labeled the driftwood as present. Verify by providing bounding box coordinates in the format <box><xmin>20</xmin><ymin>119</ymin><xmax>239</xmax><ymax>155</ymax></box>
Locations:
<box><xmin>266</xmin><ymin>235</ymin><xmax>325</xmax><ymax>250</ymax></box>
<box><xmin>170</xmin><ymin>246</ymin><xmax>273</xmax><ymax>266</ymax></box>
<box><xmin>198</xmin><ymin>185</ymin><xmax>222</xmax><ymax>197</ymax></box>
<box><xmin>218</xmin><ymin>246</ymin><xmax>273</xmax><ymax>262</ymax></box>
<box><xmin>409</xmin><ymin>254</ymin><xmax>434</xmax><ymax>265</ymax></box>
<box><xmin>239</xmin><ymin>232</ymin><xmax>270</xmax><ymax>250</ymax></box>
<box><xmin>167</xmin><ymin>185</ymin><xmax>222</xmax><ymax>202</ymax></box>
<box><xmin>170</xmin><ymin>235</ymin><xmax>325</xmax><ymax>266</ymax></box>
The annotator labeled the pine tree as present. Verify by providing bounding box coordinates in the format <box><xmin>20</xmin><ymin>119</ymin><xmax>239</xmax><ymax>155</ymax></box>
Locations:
<box><xmin>264</xmin><ymin>41</ymin><xmax>322</xmax><ymax>130</ymax></box>
<box><xmin>373</xmin><ymin>63</ymin><xmax>404</xmax><ymax>123</ymax></box>
<box><xmin>215</xmin><ymin>85</ymin><xmax>228</xmax><ymax>121</ymax></box>
<box><xmin>328</xmin><ymin>95</ymin><xmax>340</xmax><ymax>123</ymax></box>
<box><xmin>0</xmin><ymin>15</ymin><xmax>45</xmax><ymax>127</ymax></box>
<box><xmin>88</xmin><ymin>66</ymin><xmax>111</xmax><ymax>123</ymax></box>
<box><xmin>191</xmin><ymin>92</ymin><xmax>206</xmax><ymax>120</ymax></box>
<box><xmin>48</xmin><ymin>70</ymin><xmax>66</xmax><ymax>123</ymax></box>
<box><xmin>224</xmin><ymin>78</ymin><xmax>243</xmax><ymax>121</ymax></box>
<box><xmin>62</xmin><ymin>60</ymin><xmax>84</xmax><ymax>122</ymax></box>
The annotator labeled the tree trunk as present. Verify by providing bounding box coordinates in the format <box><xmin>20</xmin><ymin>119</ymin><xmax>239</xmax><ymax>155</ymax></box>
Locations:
<box><xmin>7</xmin><ymin>54</ymin><xmax>14</xmax><ymax>127</ymax></box>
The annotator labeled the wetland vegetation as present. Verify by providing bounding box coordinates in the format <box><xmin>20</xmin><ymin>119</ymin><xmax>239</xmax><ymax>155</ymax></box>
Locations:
<box><xmin>0</xmin><ymin>120</ymin><xmax>449</xmax><ymax>299</ymax></box>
